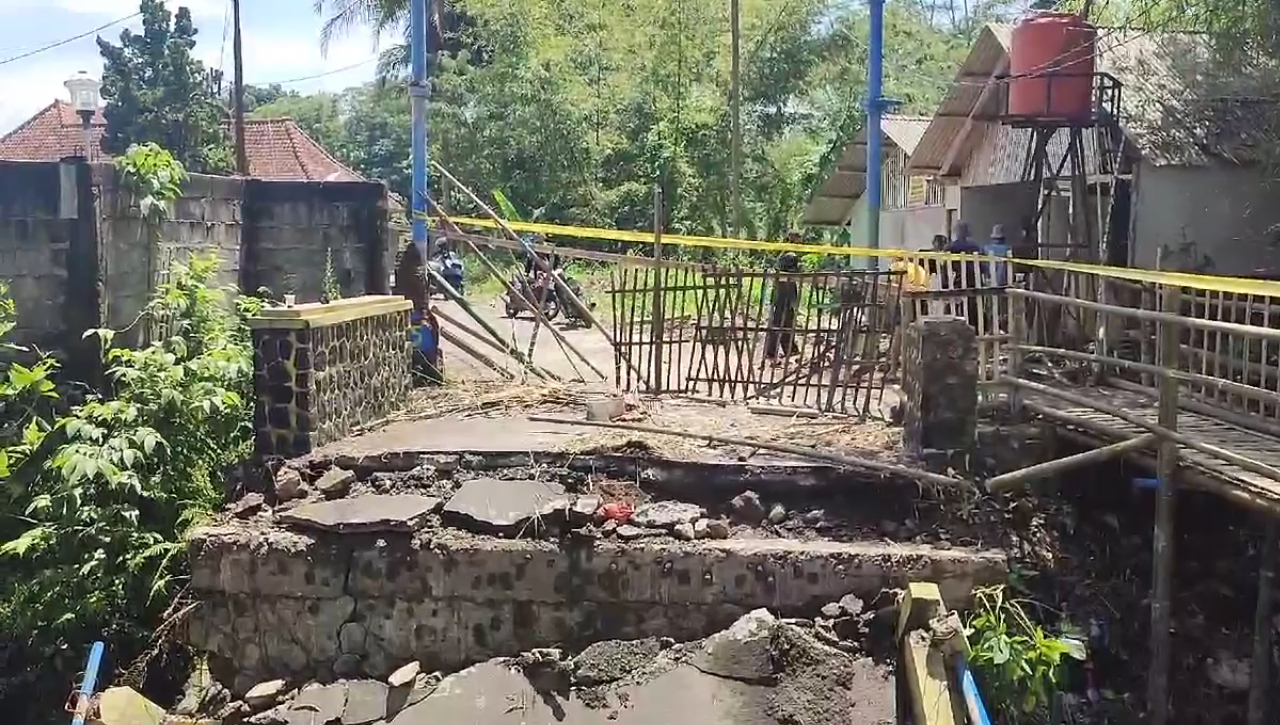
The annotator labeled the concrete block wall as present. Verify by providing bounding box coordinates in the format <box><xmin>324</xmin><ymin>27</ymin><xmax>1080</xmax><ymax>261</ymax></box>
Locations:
<box><xmin>0</xmin><ymin>160</ymin><xmax>76</xmax><ymax>349</ymax></box>
<box><xmin>187</xmin><ymin>525</ymin><xmax>1007</xmax><ymax>691</ymax></box>
<box><xmin>0</xmin><ymin>158</ymin><xmax>394</xmax><ymax>366</ymax></box>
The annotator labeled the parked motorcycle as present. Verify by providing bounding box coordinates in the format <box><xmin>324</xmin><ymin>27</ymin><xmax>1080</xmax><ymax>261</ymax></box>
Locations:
<box><xmin>503</xmin><ymin>270</ymin><xmax>560</xmax><ymax>320</ymax></box>
<box><xmin>428</xmin><ymin>250</ymin><xmax>465</xmax><ymax>297</ymax></box>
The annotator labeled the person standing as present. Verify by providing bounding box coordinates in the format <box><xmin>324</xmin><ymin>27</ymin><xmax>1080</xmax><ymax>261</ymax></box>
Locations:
<box><xmin>945</xmin><ymin>221</ymin><xmax>982</xmax><ymax>328</ymax></box>
<box><xmin>985</xmin><ymin>224</ymin><xmax>1011</xmax><ymax>287</ymax></box>
<box><xmin>765</xmin><ymin>252</ymin><xmax>802</xmax><ymax>362</ymax></box>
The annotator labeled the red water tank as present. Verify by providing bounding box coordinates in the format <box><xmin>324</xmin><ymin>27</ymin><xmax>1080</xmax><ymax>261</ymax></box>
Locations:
<box><xmin>1008</xmin><ymin>12</ymin><xmax>1098</xmax><ymax>120</ymax></box>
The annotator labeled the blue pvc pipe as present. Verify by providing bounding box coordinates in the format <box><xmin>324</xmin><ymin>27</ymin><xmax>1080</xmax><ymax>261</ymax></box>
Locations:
<box><xmin>409</xmin><ymin>0</ymin><xmax>429</xmax><ymax>255</ymax></box>
<box><xmin>956</xmin><ymin>654</ymin><xmax>994</xmax><ymax>725</ymax></box>
<box><xmin>865</xmin><ymin>0</ymin><xmax>884</xmax><ymax>270</ymax></box>
<box><xmin>70</xmin><ymin>641</ymin><xmax>105</xmax><ymax>725</ymax></box>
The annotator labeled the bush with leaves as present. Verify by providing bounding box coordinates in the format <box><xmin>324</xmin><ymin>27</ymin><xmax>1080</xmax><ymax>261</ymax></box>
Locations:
<box><xmin>965</xmin><ymin>585</ymin><xmax>1088</xmax><ymax>723</ymax></box>
<box><xmin>0</xmin><ymin>256</ymin><xmax>257</xmax><ymax>708</ymax></box>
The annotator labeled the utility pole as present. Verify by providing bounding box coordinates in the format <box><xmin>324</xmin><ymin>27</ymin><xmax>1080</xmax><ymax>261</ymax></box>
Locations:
<box><xmin>865</xmin><ymin>0</ymin><xmax>885</xmax><ymax>268</ymax></box>
<box><xmin>409</xmin><ymin>0</ymin><xmax>429</xmax><ymax>256</ymax></box>
<box><xmin>231</xmin><ymin>0</ymin><xmax>248</xmax><ymax>176</ymax></box>
<box><xmin>729</xmin><ymin>0</ymin><xmax>742</xmax><ymax>237</ymax></box>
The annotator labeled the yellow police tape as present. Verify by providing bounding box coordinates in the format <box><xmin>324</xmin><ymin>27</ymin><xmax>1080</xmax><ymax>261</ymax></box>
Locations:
<box><xmin>448</xmin><ymin>216</ymin><xmax>1280</xmax><ymax>297</ymax></box>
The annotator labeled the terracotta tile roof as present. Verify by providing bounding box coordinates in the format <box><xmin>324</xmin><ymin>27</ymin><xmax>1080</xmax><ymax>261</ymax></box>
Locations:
<box><xmin>234</xmin><ymin>116</ymin><xmax>364</xmax><ymax>181</ymax></box>
<box><xmin>0</xmin><ymin>100</ymin><xmax>107</xmax><ymax>161</ymax></box>
<box><xmin>0</xmin><ymin>100</ymin><xmax>364</xmax><ymax>181</ymax></box>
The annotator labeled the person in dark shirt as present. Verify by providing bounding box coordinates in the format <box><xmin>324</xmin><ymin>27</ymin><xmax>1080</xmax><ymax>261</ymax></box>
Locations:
<box><xmin>765</xmin><ymin>252</ymin><xmax>801</xmax><ymax>361</ymax></box>
<box><xmin>945</xmin><ymin>221</ymin><xmax>983</xmax><ymax>328</ymax></box>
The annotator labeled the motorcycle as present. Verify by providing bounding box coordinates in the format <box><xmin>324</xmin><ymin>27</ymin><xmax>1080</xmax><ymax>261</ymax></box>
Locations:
<box><xmin>503</xmin><ymin>269</ymin><xmax>560</xmax><ymax>320</ymax></box>
<box><xmin>428</xmin><ymin>250</ymin><xmax>465</xmax><ymax>298</ymax></box>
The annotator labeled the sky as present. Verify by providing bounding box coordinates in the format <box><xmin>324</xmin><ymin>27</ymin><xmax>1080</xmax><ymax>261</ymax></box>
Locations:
<box><xmin>0</xmin><ymin>0</ymin><xmax>384</xmax><ymax>134</ymax></box>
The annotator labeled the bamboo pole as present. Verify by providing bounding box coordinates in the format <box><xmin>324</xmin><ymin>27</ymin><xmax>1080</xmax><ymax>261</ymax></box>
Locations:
<box><xmin>527</xmin><ymin>414</ymin><xmax>970</xmax><ymax>488</ymax></box>
<box><xmin>1147</xmin><ymin>282</ymin><xmax>1181</xmax><ymax>725</ymax></box>
<box><xmin>424</xmin><ymin>265</ymin><xmax>558</xmax><ymax>382</ymax></box>
<box><xmin>1248</xmin><ymin>521</ymin><xmax>1277</xmax><ymax>725</ymax></box>
<box><xmin>986</xmin><ymin>434</ymin><xmax>1157</xmax><ymax>493</ymax></box>
<box><xmin>1012</xmin><ymin>344</ymin><xmax>1280</xmax><ymax>409</ymax></box>
<box><xmin>426</xmin><ymin>195</ymin><xmax>606</xmax><ymax>381</ymax></box>
<box><xmin>1108</xmin><ymin>378</ymin><xmax>1280</xmax><ymax>442</ymax></box>
<box><xmin>1000</xmin><ymin>376</ymin><xmax>1280</xmax><ymax>483</ymax></box>
<box><xmin>431</xmin><ymin>306</ymin><xmax>510</xmax><ymax>356</ymax></box>
<box><xmin>650</xmin><ymin>184</ymin><xmax>665</xmax><ymax>393</ymax></box>
<box><xmin>430</xmin><ymin>161</ymin><xmax>653</xmax><ymax>388</ymax></box>
<box><xmin>438</xmin><ymin>326</ymin><xmax>514</xmax><ymax>380</ymax></box>
<box><xmin>1009</xmin><ymin>287</ymin><xmax>1280</xmax><ymax>343</ymax></box>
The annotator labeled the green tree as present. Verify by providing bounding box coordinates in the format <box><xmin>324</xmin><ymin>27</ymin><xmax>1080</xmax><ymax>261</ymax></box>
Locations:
<box><xmin>252</xmin><ymin>91</ymin><xmax>346</xmax><ymax>154</ymax></box>
<box><xmin>97</xmin><ymin>0</ymin><xmax>232</xmax><ymax>173</ymax></box>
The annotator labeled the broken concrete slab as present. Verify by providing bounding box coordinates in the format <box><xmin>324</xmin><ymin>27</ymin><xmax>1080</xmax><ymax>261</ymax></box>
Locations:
<box><xmin>317</xmin><ymin>468</ymin><xmax>357</xmax><ymax>499</ymax></box>
<box><xmin>631</xmin><ymin>501</ymin><xmax>705</xmax><ymax>529</ymax></box>
<box><xmin>690</xmin><ymin>608</ymin><xmax>779</xmax><ymax>683</ymax></box>
<box><xmin>232</xmin><ymin>493</ymin><xmax>267</xmax><ymax>518</ymax></box>
<box><xmin>290</xmin><ymin>682</ymin><xmax>348</xmax><ymax>723</ymax></box>
<box><xmin>274</xmin><ymin>468</ymin><xmax>305</xmax><ymax>502</ymax></box>
<box><xmin>570</xmin><ymin>495</ymin><xmax>602</xmax><ymax>525</ymax></box>
<box><xmin>388</xmin><ymin>661</ymin><xmax>421</xmax><ymax>688</ymax></box>
<box><xmin>277</xmin><ymin>495</ymin><xmax>441</xmax><ymax>534</ymax></box>
<box><xmin>615</xmin><ymin>525</ymin><xmax>663</xmax><ymax>540</ymax></box>
<box><xmin>729</xmin><ymin>491</ymin><xmax>766</xmax><ymax>524</ymax></box>
<box><xmin>572</xmin><ymin>638</ymin><xmax>663</xmax><ymax>686</ymax></box>
<box><xmin>244</xmin><ymin>679</ymin><xmax>287</xmax><ymax>710</ymax></box>
<box><xmin>441</xmin><ymin>478</ymin><xmax>568</xmax><ymax>534</ymax></box>
<box><xmin>342</xmin><ymin>680</ymin><xmax>390</xmax><ymax>725</ymax></box>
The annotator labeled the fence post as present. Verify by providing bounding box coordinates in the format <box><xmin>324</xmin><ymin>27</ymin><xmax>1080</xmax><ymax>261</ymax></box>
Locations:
<box><xmin>1248</xmin><ymin>520</ymin><xmax>1277</xmax><ymax>725</ymax></box>
<box><xmin>1147</xmin><ymin>281</ymin><xmax>1181</xmax><ymax>725</ymax></box>
<box><xmin>1008</xmin><ymin>290</ymin><xmax>1026</xmax><ymax>418</ymax></box>
<box><xmin>650</xmin><ymin>184</ymin><xmax>665</xmax><ymax>393</ymax></box>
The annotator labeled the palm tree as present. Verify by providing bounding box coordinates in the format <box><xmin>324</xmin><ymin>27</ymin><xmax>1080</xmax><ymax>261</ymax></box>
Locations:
<box><xmin>313</xmin><ymin>0</ymin><xmax>474</xmax><ymax>78</ymax></box>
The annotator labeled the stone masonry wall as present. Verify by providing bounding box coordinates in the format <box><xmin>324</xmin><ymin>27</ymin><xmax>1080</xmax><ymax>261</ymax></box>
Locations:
<box><xmin>252</xmin><ymin>298</ymin><xmax>412</xmax><ymax>459</ymax></box>
<box><xmin>187</xmin><ymin>523</ymin><xmax>1007</xmax><ymax>692</ymax></box>
<box><xmin>902</xmin><ymin>315</ymin><xmax>978</xmax><ymax>465</ymax></box>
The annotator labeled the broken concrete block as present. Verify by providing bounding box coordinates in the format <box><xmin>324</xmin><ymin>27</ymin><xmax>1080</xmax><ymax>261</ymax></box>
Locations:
<box><xmin>767</xmin><ymin>503</ymin><xmax>788</xmax><ymax>525</ymax></box>
<box><xmin>729</xmin><ymin>491</ymin><xmax>766</xmax><ymax>523</ymax></box>
<box><xmin>244</xmin><ymin>679</ymin><xmax>288</xmax><ymax>710</ymax></box>
<box><xmin>93</xmin><ymin>687</ymin><xmax>166</xmax><ymax>725</ymax></box>
<box><xmin>274</xmin><ymin>467</ymin><xmax>305</xmax><ymax>502</ymax></box>
<box><xmin>703</xmin><ymin>519</ymin><xmax>731</xmax><ymax>539</ymax></box>
<box><xmin>441</xmin><ymin>478</ymin><xmax>568</xmax><ymax>534</ymax></box>
<box><xmin>673</xmin><ymin>522</ymin><xmax>696</xmax><ymax>541</ymax></box>
<box><xmin>231</xmin><ymin>493</ymin><xmax>266</xmax><ymax>518</ymax></box>
<box><xmin>690</xmin><ymin>608</ymin><xmax>779</xmax><ymax>683</ymax></box>
<box><xmin>632</xmin><ymin>501</ymin><xmax>705</xmax><ymax>529</ymax></box>
<box><xmin>277</xmin><ymin>494</ymin><xmax>441</xmax><ymax>534</ymax></box>
<box><xmin>388</xmin><ymin>661</ymin><xmax>421</xmax><ymax>688</ymax></box>
<box><xmin>573</xmin><ymin>638</ymin><xmax>663</xmax><ymax>686</ymax></box>
<box><xmin>616</xmin><ymin>524</ymin><xmax>663</xmax><ymax>540</ymax></box>
<box><xmin>569</xmin><ymin>495</ymin><xmax>602</xmax><ymax>525</ymax></box>
<box><xmin>316</xmin><ymin>467</ymin><xmax>357</xmax><ymax>499</ymax></box>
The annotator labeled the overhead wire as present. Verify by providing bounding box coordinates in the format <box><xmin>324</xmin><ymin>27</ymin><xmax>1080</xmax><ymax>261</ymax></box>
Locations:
<box><xmin>247</xmin><ymin>57</ymin><xmax>379</xmax><ymax>86</ymax></box>
<box><xmin>0</xmin><ymin>11</ymin><xmax>141</xmax><ymax>68</ymax></box>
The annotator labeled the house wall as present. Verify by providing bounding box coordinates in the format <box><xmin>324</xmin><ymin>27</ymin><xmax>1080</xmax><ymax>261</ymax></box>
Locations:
<box><xmin>0</xmin><ymin>158</ymin><xmax>393</xmax><ymax>361</ymax></box>
<box><xmin>843</xmin><ymin>195</ymin><xmax>948</xmax><ymax>269</ymax></box>
<box><xmin>1130</xmin><ymin>161</ymin><xmax>1280</xmax><ymax>275</ymax></box>
<box><xmin>957</xmin><ymin>183</ymin><xmax>1038</xmax><ymax>245</ymax></box>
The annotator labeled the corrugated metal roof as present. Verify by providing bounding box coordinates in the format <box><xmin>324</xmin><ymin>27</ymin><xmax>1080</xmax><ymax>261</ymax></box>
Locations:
<box><xmin>908</xmin><ymin>23</ymin><xmax>1270</xmax><ymax>176</ymax></box>
<box><xmin>801</xmin><ymin>115</ymin><xmax>933</xmax><ymax>226</ymax></box>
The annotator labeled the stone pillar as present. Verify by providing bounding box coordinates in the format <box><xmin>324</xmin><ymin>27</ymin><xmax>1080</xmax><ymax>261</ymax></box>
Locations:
<box><xmin>251</xmin><ymin>296</ymin><xmax>413</xmax><ymax>459</ymax></box>
<box><xmin>901</xmin><ymin>316</ymin><xmax>977</xmax><ymax>467</ymax></box>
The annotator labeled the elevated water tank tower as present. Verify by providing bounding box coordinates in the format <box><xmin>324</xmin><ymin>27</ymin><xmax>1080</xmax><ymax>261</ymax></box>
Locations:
<box><xmin>1008</xmin><ymin>12</ymin><xmax>1099</xmax><ymax>121</ymax></box>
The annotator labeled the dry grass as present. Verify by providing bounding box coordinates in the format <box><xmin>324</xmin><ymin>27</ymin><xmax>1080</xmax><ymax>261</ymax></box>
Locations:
<box><xmin>350</xmin><ymin>379</ymin><xmax>587</xmax><ymax>434</ymax></box>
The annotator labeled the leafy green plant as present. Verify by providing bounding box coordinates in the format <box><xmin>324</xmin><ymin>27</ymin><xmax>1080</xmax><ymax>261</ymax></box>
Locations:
<box><xmin>115</xmin><ymin>142</ymin><xmax>188</xmax><ymax>223</ymax></box>
<box><xmin>965</xmin><ymin>586</ymin><xmax>1087</xmax><ymax>723</ymax></box>
<box><xmin>0</xmin><ymin>255</ymin><xmax>254</xmax><ymax>695</ymax></box>
<box><xmin>322</xmin><ymin>246</ymin><xmax>343</xmax><ymax>303</ymax></box>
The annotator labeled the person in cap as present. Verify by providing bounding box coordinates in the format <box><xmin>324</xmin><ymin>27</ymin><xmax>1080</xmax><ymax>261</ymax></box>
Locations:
<box><xmin>985</xmin><ymin>224</ymin><xmax>1011</xmax><ymax>287</ymax></box>
<box><xmin>765</xmin><ymin>251</ymin><xmax>801</xmax><ymax>362</ymax></box>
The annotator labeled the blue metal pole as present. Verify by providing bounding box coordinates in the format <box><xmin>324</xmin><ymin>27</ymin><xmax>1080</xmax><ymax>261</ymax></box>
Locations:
<box><xmin>409</xmin><ymin>0</ymin><xmax>429</xmax><ymax>256</ymax></box>
<box><xmin>69</xmin><ymin>641</ymin><xmax>105</xmax><ymax>725</ymax></box>
<box><xmin>865</xmin><ymin>0</ymin><xmax>885</xmax><ymax>270</ymax></box>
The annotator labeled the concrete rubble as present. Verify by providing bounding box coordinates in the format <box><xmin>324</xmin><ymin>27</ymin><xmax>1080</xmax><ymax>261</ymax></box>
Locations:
<box><xmin>191</xmin><ymin>606</ymin><xmax>895</xmax><ymax>725</ymax></box>
<box><xmin>278</xmin><ymin>494</ymin><xmax>442</xmax><ymax>533</ymax></box>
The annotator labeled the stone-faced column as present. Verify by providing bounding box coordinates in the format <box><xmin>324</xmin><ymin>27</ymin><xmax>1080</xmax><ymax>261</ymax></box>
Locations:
<box><xmin>901</xmin><ymin>315</ymin><xmax>977</xmax><ymax>468</ymax></box>
<box><xmin>250</xmin><ymin>296</ymin><xmax>412</xmax><ymax>460</ymax></box>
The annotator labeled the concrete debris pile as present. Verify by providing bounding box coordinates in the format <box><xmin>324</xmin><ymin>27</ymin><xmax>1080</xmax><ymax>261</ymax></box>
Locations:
<box><xmin>180</xmin><ymin>607</ymin><xmax>895</xmax><ymax>725</ymax></box>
